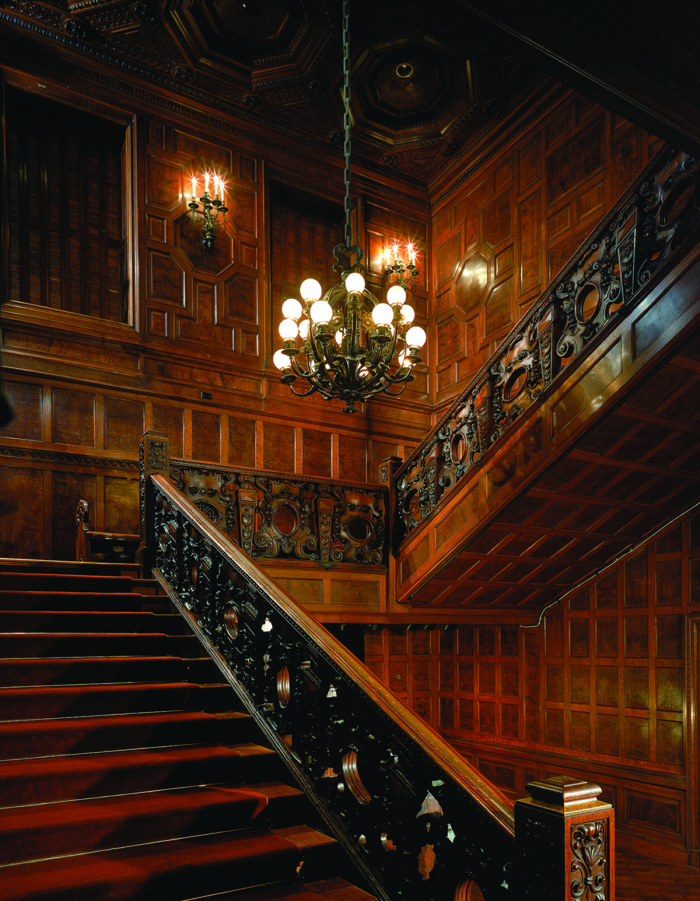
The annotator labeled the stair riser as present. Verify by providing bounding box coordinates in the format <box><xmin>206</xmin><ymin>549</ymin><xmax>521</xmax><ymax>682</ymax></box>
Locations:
<box><xmin>0</xmin><ymin>656</ymin><xmax>187</xmax><ymax>686</ymax></box>
<box><xmin>0</xmin><ymin>749</ymin><xmax>285</xmax><ymax>805</ymax></box>
<box><xmin>0</xmin><ymin>611</ymin><xmax>161</xmax><ymax>632</ymax></box>
<box><xmin>0</xmin><ymin>591</ymin><xmax>145</xmax><ymax>612</ymax></box>
<box><xmin>0</xmin><ymin>634</ymin><xmax>201</xmax><ymax>657</ymax></box>
<box><xmin>0</xmin><ymin>683</ymin><xmax>201</xmax><ymax>720</ymax></box>
<box><xmin>0</xmin><ymin>575</ymin><xmax>135</xmax><ymax>594</ymax></box>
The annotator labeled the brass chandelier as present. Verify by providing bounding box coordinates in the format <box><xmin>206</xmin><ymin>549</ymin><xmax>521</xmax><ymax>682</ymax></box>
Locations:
<box><xmin>273</xmin><ymin>0</ymin><xmax>426</xmax><ymax>415</ymax></box>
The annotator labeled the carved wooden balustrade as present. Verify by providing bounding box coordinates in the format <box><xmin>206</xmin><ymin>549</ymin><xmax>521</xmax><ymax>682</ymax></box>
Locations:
<box><xmin>140</xmin><ymin>431</ymin><xmax>387</xmax><ymax>567</ymax></box>
<box><xmin>141</xmin><ymin>465</ymin><xmax>615</xmax><ymax>901</ymax></box>
<box><xmin>395</xmin><ymin>145</ymin><xmax>700</xmax><ymax>542</ymax></box>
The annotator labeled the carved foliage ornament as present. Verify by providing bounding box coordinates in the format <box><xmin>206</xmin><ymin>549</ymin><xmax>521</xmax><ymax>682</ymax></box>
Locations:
<box><xmin>570</xmin><ymin>820</ymin><xmax>608</xmax><ymax>901</ymax></box>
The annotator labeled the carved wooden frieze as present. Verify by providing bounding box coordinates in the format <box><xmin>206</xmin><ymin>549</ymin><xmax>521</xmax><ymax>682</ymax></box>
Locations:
<box><xmin>167</xmin><ymin>459</ymin><xmax>387</xmax><ymax>566</ymax></box>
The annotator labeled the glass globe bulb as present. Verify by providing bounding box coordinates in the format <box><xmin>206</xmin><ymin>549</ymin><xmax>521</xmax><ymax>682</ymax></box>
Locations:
<box><xmin>372</xmin><ymin>302</ymin><xmax>393</xmax><ymax>326</ymax></box>
<box><xmin>400</xmin><ymin>304</ymin><xmax>415</xmax><ymax>323</ymax></box>
<box><xmin>300</xmin><ymin>278</ymin><xmax>322</xmax><ymax>302</ymax></box>
<box><xmin>335</xmin><ymin>329</ymin><xmax>345</xmax><ymax>345</ymax></box>
<box><xmin>278</xmin><ymin>318</ymin><xmax>298</xmax><ymax>340</ymax></box>
<box><xmin>386</xmin><ymin>284</ymin><xmax>406</xmax><ymax>306</ymax></box>
<box><xmin>310</xmin><ymin>299</ymin><xmax>333</xmax><ymax>324</ymax></box>
<box><xmin>406</xmin><ymin>325</ymin><xmax>427</xmax><ymax>348</ymax></box>
<box><xmin>299</xmin><ymin>319</ymin><xmax>310</xmax><ymax>340</ymax></box>
<box><xmin>273</xmin><ymin>349</ymin><xmax>291</xmax><ymax>370</ymax></box>
<box><xmin>282</xmin><ymin>297</ymin><xmax>303</xmax><ymax>321</ymax></box>
<box><xmin>398</xmin><ymin>350</ymin><xmax>413</xmax><ymax>368</ymax></box>
<box><xmin>345</xmin><ymin>271</ymin><xmax>365</xmax><ymax>295</ymax></box>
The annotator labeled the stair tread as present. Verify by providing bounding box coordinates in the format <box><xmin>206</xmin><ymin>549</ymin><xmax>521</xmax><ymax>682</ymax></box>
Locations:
<box><xmin>0</xmin><ymin>741</ymin><xmax>275</xmax><ymax>780</ymax></box>
<box><xmin>0</xmin><ymin>826</ymin><xmax>309</xmax><ymax>901</ymax></box>
<box><xmin>208</xmin><ymin>877</ymin><xmax>377</xmax><ymax>901</ymax></box>
<box><xmin>0</xmin><ymin>781</ymin><xmax>302</xmax><ymax>833</ymax></box>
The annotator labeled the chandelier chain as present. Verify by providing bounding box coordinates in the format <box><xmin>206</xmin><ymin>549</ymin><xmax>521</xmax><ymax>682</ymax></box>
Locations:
<box><xmin>342</xmin><ymin>0</ymin><xmax>352</xmax><ymax>249</ymax></box>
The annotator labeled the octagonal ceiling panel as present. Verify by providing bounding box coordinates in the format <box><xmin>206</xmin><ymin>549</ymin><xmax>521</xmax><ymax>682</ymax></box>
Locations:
<box><xmin>165</xmin><ymin>0</ymin><xmax>333</xmax><ymax>87</ymax></box>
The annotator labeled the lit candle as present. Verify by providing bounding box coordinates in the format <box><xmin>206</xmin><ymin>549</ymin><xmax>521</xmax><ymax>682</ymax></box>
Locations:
<box><xmin>191</xmin><ymin>176</ymin><xmax>197</xmax><ymax>202</ymax></box>
<box><xmin>204</xmin><ymin>172</ymin><xmax>210</xmax><ymax>195</ymax></box>
<box><xmin>219</xmin><ymin>179</ymin><xmax>225</xmax><ymax>206</ymax></box>
<box><xmin>392</xmin><ymin>242</ymin><xmax>401</xmax><ymax>264</ymax></box>
<box><xmin>407</xmin><ymin>242</ymin><xmax>417</xmax><ymax>265</ymax></box>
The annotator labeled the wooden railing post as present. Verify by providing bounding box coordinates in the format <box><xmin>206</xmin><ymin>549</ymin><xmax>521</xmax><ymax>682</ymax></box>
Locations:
<box><xmin>380</xmin><ymin>455</ymin><xmax>402</xmax><ymax>556</ymax></box>
<box><xmin>138</xmin><ymin>430</ymin><xmax>170</xmax><ymax>577</ymax></box>
<box><xmin>515</xmin><ymin>775</ymin><xmax>614</xmax><ymax>900</ymax></box>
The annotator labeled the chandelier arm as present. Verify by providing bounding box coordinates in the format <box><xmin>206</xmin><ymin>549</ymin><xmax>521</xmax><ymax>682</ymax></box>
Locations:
<box><xmin>285</xmin><ymin>379</ymin><xmax>321</xmax><ymax>399</ymax></box>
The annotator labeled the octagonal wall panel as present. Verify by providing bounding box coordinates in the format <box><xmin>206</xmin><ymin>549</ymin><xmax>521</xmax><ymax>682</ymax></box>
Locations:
<box><xmin>145</xmin><ymin>120</ymin><xmax>264</xmax><ymax>370</ymax></box>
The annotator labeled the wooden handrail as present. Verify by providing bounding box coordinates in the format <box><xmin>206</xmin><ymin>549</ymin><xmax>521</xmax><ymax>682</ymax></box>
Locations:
<box><xmin>142</xmin><ymin>443</ymin><xmax>615</xmax><ymax>900</ymax></box>
<box><xmin>152</xmin><ymin>471</ymin><xmax>515</xmax><ymax>833</ymax></box>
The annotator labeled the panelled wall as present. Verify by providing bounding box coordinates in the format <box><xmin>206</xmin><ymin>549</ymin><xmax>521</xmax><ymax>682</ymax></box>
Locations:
<box><xmin>0</xmin><ymin>81</ymin><xmax>431</xmax><ymax>561</ymax></box>
<box><xmin>430</xmin><ymin>91</ymin><xmax>664</xmax><ymax>409</ymax></box>
<box><xmin>364</xmin><ymin>511</ymin><xmax>700</xmax><ymax>860</ymax></box>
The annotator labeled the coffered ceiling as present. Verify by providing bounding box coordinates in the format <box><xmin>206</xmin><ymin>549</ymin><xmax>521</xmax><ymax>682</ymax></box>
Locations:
<box><xmin>0</xmin><ymin>1</ymin><xmax>696</xmax><ymax>186</ymax></box>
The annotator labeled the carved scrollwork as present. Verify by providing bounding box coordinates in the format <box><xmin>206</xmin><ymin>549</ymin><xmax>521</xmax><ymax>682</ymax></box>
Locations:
<box><xmin>150</xmin><ymin>479</ymin><xmax>514</xmax><ymax>901</ymax></box>
<box><xmin>394</xmin><ymin>147</ymin><xmax>700</xmax><ymax>544</ymax></box>
<box><xmin>570</xmin><ymin>820</ymin><xmax>608</xmax><ymax>901</ymax></box>
<box><xmin>166</xmin><ymin>460</ymin><xmax>387</xmax><ymax>567</ymax></box>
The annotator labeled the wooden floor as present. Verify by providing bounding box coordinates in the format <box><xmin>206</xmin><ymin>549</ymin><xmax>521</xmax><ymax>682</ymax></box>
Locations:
<box><xmin>617</xmin><ymin>838</ymin><xmax>700</xmax><ymax>901</ymax></box>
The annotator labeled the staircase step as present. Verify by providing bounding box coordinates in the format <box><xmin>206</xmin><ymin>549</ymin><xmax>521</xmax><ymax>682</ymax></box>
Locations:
<box><xmin>0</xmin><ymin>742</ymin><xmax>281</xmax><ymax>805</ymax></box>
<box><xmin>0</xmin><ymin>631</ymin><xmax>202</xmax><ymax>658</ymax></box>
<box><xmin>0</xmin><ymin>609</ymin><xmax>168</xmax><ymax>632</ymax></box>
<box><xmin>0</xmin><ymin>632</ymin><xmax>170</xmax><ymax>657</ymax></box>
<box><xmin>0</xmin><ymin>781</ymin><xmax>306</xmax><ymax>864</ymax></box>
<box><xmin>0</xmin><ymin>572</ymin><xmax>137</xmax><ymax>594</ymax></box>
<box><xmin>0</xmin><ymin>590</ymin><xmax>147</xmax><ymax>611</ymax></box>
<box><xmin>204</xmin><ymin>877</ymin><xmax>378</xmax><ymax>901</ymax></box>
<box><xmin>0</xmin><ymin>709</ymin><xmax>257</xmax><ymax>758</ymax></box>
<box><xmin>0</xmin><ymin>826</ymin><xmax>310</xmax><ymax>901</ymax></box>
<box><xmin>0</xmin><ymin>680</ymin><xmax>236</xmax><ymax>721</ymax></box>
<box><xmin>0</xmin><ymin>655</ymin><xmax>187</xmax><ymax>686</ymax></box>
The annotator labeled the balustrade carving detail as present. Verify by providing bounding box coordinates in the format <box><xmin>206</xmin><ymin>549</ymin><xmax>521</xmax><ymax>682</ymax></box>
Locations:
<box><xmin>148</xmin><ymin>476</ymin><xmax>514</xmax><ymax>901</ymax></box>
<box><xmin>169</xmin><ymin>460</ymin><xmax>386</xmax><ymax>566</ymax></box>
<box><xmin>395</xmin><ymin>147</ymin><xmax>699</xmax><ymax>541</ymax></box>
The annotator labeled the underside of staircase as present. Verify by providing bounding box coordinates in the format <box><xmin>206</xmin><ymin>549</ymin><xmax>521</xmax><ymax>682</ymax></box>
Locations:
<box><xmin>0</xmin><ymin>559</ymin><xmax>375</xmax><ymax>901</ymax></box>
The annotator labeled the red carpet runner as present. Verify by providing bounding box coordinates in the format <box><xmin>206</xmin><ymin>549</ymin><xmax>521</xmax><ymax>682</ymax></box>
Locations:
<box><xmin>0</xmin><ymin>562</ymin><xmax>374</xmax><ymax>901</ymax></box>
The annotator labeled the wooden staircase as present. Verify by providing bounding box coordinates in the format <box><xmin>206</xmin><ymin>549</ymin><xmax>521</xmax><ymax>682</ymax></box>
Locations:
<box><xmin>0</xmin><ymin>561</ymin><xmax>375</xmax><ymax>901</ymax></box>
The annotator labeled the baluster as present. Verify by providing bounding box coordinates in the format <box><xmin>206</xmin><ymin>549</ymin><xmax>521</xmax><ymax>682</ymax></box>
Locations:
<box><xmin>138</xmin><ymin>430</ymin><xmax>170</xmax><ymax>577</ymax></box>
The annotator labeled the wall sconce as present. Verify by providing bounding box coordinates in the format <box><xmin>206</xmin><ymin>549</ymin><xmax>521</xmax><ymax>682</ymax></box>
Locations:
<box><xmin>384</xmin><ymin>240</ymin><xmax>419</xmax><ymax>291</ymax></box>
<box><xmin>188</xmin><ymin>172</ymin><xmax>228</xmax><ymax>250</ymax></box>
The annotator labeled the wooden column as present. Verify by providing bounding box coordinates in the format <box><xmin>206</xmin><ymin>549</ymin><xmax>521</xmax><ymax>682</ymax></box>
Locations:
<box><xmin>138</xmin><ymin>430</ymin><xmax>170</xmax><ymax>577</ymax></box>
<box><xmin>515</xmin><ymin>775</ymin><xmax>614</xmax><ymax>900</ymax></box>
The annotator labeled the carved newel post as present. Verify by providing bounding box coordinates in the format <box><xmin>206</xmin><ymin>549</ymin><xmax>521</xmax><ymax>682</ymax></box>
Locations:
<box><xmin>138</xmin><ymin>430</ymin><xmax>170</xmax><ymax>577</ymax></box>
<box><xmin>515</xmin><ymin>775</ymin><xmax>614</xmax><ymax>900</ymax></box>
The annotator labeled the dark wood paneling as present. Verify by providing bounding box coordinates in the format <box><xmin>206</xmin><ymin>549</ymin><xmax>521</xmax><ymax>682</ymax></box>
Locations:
<box><xmin>263</xmin><ymin>421</ymin><xmax>295</xmax><ymax>473</ymax></box>
<box><xmin>52</xmin><ymin>471</ymin><xmax>96</xmax><ymax>560</ymax></box>
<box><xmin>152</xmin><ymin>405</ymin><xmax>184</xmax><ymax>458</ymax></box>
<box><xmin>191</xmin><ymin>410</ymin><xmax>221</xmax><ymax>464</ymax></box>
<box><xmin>104</xmin><ymin>396</ymin><xmax>145</xmax><ymax>453</ymax></box>
<box><xmin>104</xmin><ymin>476</ymin><xmax>139</xmax><ymax>534</ymax></box>
<box><xmin>228</xmin><ymin>416</ymin><xmax>256</xmax><ymax>469</ymax></box>
<box><xmin>0</xmin><ymin>381</ymin><xmax>42</xmax><ymax>441</ymax></box>
<box><xmin>0</xmin><ymin>465</ymin><xmax>45</xmax><ymax>558</ymax></box>
<box><xmin>367</xmin><ymin>505</ymin><xmax>698</xmax><ymax>857</ymax></box>
<box><xmin>51</xmin><ymin>389</ymin><xmax>95</xmax><ymax>447</ymax></box>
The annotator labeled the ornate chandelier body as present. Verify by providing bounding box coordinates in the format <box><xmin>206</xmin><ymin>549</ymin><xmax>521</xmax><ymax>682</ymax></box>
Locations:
<box><xmin>273</xmin><ymin>0</ymin><xmax>426</xmax><ymax>414</ymax></box>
